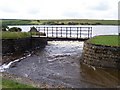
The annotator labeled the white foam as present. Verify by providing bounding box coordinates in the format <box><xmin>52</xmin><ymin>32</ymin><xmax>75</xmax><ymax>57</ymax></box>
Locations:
<box><xmin>0</xmin><ymin>54</ymin><xmax>31</xmax><ymax>72</ymax></box>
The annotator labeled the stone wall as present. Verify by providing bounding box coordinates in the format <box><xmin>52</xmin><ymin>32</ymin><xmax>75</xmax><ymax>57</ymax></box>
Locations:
<box><xmin>2</xmin><ymin>37</ymin><xmax>47</xmax><ymax>55</ymax></box>
<box><xmin>81</xmin><ymin>40</ymin><xmax>120</xmax><ymax>69</ymax></box>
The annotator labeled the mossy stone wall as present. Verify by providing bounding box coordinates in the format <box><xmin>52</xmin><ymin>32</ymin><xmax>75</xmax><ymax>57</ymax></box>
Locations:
<box><xmin>2</xmin><ymin>37</ymin><xmax>47</xmax><ymax>55</ymax></box>
<box><xmin>81</xmin><ymin>40</ymin><xmax>120</xmax><ymax>69</ymax></box>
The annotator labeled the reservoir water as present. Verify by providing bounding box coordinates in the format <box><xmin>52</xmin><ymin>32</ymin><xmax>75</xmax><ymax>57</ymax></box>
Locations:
<box><xmin>2</xmin><ymin>25</ymin><xmax>120</xmax><ymax>88</ymax></box>
<box><xmin>9</xmin><ymin>25</ymin><xmax>118</xmax><ymax>36</ymax></box>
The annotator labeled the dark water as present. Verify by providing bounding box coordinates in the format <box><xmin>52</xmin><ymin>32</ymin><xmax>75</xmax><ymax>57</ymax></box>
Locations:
<box><xmin>4</xmin><ymin>41</ymin><xmax>120</xmax><ymax>88</ymax></box>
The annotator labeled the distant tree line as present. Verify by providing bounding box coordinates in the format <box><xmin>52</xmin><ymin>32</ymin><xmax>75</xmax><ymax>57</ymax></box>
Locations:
<box><xmin>2</xmin><ymin>19</ymin><xmax>103</xmax><ymax>26</ymax></box>
<box><xmin>2</xmin><ymin>21</ymin><xmax>102</xmax><ymax>32</ymax></box>
<box><xmin>2</xmin><ymin>25</ymin><xmax>22</xmax><ymax>32</ymax></box>
<box><xmin>42</xmin><ymin>21</ymin><xmax>65</xmax><ymax>25</ymax></box>
<box><xmin>2</xmin><ymin>25</ymin><xmax>46</xmax><ymax>36</ymax></box>
<box><xmin>42</xmin><ymin>21</ymin><xmax>102</xmax><ymax>25</ymax></box>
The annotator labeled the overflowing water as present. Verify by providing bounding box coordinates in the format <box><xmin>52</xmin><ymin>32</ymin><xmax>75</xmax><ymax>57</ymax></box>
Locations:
<box><xmin>2</xmin><ymin>25</ymin><xmax>119</xmax><ymax>87</ymax></box>
<box><xmin>1</xmin><ymin>41</ymin><xmax>120</xmax><ymax>88</ymax></box>
<box><xmin>0</xmin><ymin>54</ymin><xmax>31</xmax><ymax>72</ymax></box>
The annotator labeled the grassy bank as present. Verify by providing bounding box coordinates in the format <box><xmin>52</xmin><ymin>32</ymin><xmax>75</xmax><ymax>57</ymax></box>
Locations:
<box><xmin>2</xmin><ymin>78</ymin><xmax>35</xmax><ymax>89</ymax></box>
<box><xmin>2</xmin><ymin>32</ymin><xmax>31</xmax><ymax>39</ymax></box>
<box><xmin>89</xmin><ymin>35</ymin><xmax>120</xmax><ymax>47</ymax></box>
<box><xmin>2</xmin><ymin>19</ymin><xmax>118</xmax><ymax>26</ymax></box>
<box><xmin>1</xmin><ymin>32</ymin><xmax>46</xmax><ymax>39</ymax></box>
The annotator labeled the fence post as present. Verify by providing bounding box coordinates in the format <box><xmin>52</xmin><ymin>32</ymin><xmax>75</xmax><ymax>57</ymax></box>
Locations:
<box><xmin>91</xmin><ymin>27</ymin><xmax>92</xmax><ymax>38</ymax></box>
<box><xmin>39</xmin><ymin>27</ymin><xmax>40</xmax><ymax>32</ymax></box>
<box><xmin>70</xmin><ymin>27</ymin><xmax>71</xmax><ymax>37</ymax></box>
<box><xmin>77</xmin><ymin>27</ymin><xmax>78</xmax><ymax>39</ymax></box>
<box><xmin>52</xmin><ymin>27</ymin><xmax>53</xmax><ymax>37</ymax></box>
<box><xmin>56</xmin><ymin>27</ymin><xmax>58</xmax><ymax>38</ymax></box>
<box><xmin>66</xmin><ymin>27</ymin><xmax>67</xmax><ymax>38</ymax></box>
<box><xmin>80</xmin><ymin>27</ymin><xmax>81</xmax><ymax>38</ymax></box>
<box><xmin>47</xmin><ymin>27</ymin><xmax>48</xmax><ymax>37</ymax></box>
<box><xmin>44</xmin><ymin>27</ymin><xmax>45</xmax><ymax>35</ymax></box>
<box><xmin>39</xmin><ymin>27</ymin><xmax>40</xmax><ymax>37</ymax></box>
<box><xmin>88</xmin><ymin>27</ymin><xmax>90</xmax><ymax>38</ymax></box>
<box><xmin>61</xmin><ymin>27</ymin><xmax>62</xmax><ymax>37</ymax></box>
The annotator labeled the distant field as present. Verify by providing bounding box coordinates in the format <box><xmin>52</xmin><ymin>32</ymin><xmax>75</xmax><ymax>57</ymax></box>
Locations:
<box><xmin>89</xmin><ymin>35</ymin><xmax>120</xmax><ymax>47</ymax></box>
<box><xmin>1</xmin><ymin>19</ymin><xmax>118</xmax><ymax>26</ymax></box>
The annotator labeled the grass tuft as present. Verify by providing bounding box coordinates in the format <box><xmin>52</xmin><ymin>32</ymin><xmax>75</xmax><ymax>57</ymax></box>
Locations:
<box><xmin>1</xmin><ymin>32</ymin><xmax>46</xmax><ymax>39</ymax></box>
<box><xmin>89</xmin><ymin>35</ymin><xmax>120</xmax><ymax>47</ymax></box>
<box><xmin>2</xmin><ymin>78</ymin><xmax>37</xmax><ymax>89</ymax></box>
<box><xmin>2</xmin><ymin>32</ymin><xmax>31</xmax><ymax>39</ymax></box>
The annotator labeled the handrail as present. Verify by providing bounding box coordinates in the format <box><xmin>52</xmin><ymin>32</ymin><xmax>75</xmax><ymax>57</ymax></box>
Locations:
<box><xmin>34</xmin><ymin>26</ymin><xmax>92</xmax><ymax>39</ymax></box>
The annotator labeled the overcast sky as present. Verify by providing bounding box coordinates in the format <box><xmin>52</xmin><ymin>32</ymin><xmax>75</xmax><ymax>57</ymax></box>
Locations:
<box><xmin>0</xmin><ymin>0</ymin><xmax>119</xmax><ymax>20</ymax></box>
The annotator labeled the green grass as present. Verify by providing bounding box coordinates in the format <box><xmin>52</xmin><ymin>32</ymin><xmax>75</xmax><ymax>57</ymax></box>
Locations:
<box><xmin>89</xmin><ymin>35</ymin><xmax>120</xmax><ymax>47</ymax></box>
<box><xmin>2</xmin><ymin>32</ymin><xmax>31</xmax><ymax>39</ymax></box>
<box><xmin>1</xmin><ymin>32</ymin><xmax>46</xmax><ymax>39</ymax></box>
<box><xmin>2</xmin><ymin>78</ymin><xmax>38</xmax><ymax>89</ymax></box>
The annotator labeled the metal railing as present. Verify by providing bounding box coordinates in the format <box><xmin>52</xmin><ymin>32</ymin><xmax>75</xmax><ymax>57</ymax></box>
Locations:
<box><xmin>35</xmin><ymin>26</ymin><xmax>92</xmax><ymax>39</ymax></box>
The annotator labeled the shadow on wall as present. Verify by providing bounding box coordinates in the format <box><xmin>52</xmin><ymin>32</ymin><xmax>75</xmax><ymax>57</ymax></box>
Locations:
<box><xmin>2</xmin><ymin>37</ymin><xmax>47</xmax><ymax>55</ymax></box>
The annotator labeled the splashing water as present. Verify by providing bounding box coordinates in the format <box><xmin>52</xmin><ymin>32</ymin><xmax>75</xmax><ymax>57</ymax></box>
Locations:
<box><xmin>0</xmin><ymin>54</ymin><xmax>31</xmax><ymax>72</ymax></box>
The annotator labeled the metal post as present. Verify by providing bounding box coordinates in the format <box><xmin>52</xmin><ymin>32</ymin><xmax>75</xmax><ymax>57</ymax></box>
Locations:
<box><xmin>52</xmin><ymin>27</ymin><xmax>53</xmax><ymax>37</ymax></box>
<box><xmin>44</xmin><ymin>27</ymin><xmax>45</xmax><ymax>35</ymax></box>
<box><xmin>91</xmin><ymin>27</ymin><xmax>92</xmax><ymax>38</ymax></box>
<box><xmin>47</xmin><ymin>27</ymin><xmax>48</xmax><ymax>37</ymax></box>
<box><xmin>61</xmin><ymin>27</ymin><xmax>62</xmax><ymax>37</ymax></box>
<box><xmin>70</xmin><ymin>27</ymin><xmax>71</xmax><ymax>37</ymax></box>
<box><xmin>66</xmin><ymin>27</ymin><xmax>67</xmax><ymax>38</ymax></box>
<box><xmin>77</xmin><ymin>27</ymin><xmax>78</xmax><ymax>39</ymax></box>
<box><xmin>88</xmin><ymin>27</ymin><xmax>90</xmax><ymax>38</ymax></box>
<box><xmin>80</xmin><ymin>27</ymin><xmax>81</xmax><ymax>38</ymax></box>
<box><xmin>56</xmin><ymin>27</ymin><xmax>58</xmax><ymax>38</ymax></box>
<box><xmin>39</xmin><ymin>27</ymin><xmax>40</xmax><ymax>32</ymax></box>
<box><xmin>39</xmin><ymin>27</ymin><xmax>40</xmax><ymax>37</ymax></box>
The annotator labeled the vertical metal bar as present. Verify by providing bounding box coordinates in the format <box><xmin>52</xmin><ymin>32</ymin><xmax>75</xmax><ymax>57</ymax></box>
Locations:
<box><xmin>52</xmin><ymin>27</ymin><xmax>53</xmax><ymax>37</ymax></box>
<box><xmin>39</xmin><ymin>27</ymin><xmax>40</xmax><ymax>37</ymax></box>
<box><xmin>61</xmin><ymin>27</ymin><xmax>62</xmax><ymax>37</ymax></box>
<box><xmin>91</xmin><ymin>27</ymin><xmax>92</xmax><ymax>38</ymax></box>
<box><xmin>44</xmin><ymin>27</ymin><xmax>45</xmax><ymax>37</ymax></box>
<box><xmin>88</xmin><ymin>27</ymin><xmax>90</xmax><ymax>38</ymax></box>
<box><xmin>39</xmin><ymin>27</ymin><xmax>40</xmax><ymax>32</ymax></box>
<box><xmin>77</xmin><ymin>27</ymin><xmax>78</xmax><ymax>39</ymax></box>
<box><xmin>30</xmin><ymin>27</ymin><xmax>31</xmax><ymax>37</ymax></box>
<box><xmin>70</xmin><ymin>27</ymin><xmax>71</xmax><ymax>37</ymax></box>
<box><xmin>44</xmin><ymin>27</ymin><xmax>45</xmax><ymax>35</ymax></box>
<box><xmin>66</xmin><ymin>27</ymin><xmax>67</xmax><ymax>38</ymax></box>
<box><xmin>80</xmin><ymin>27</ymin><xmax>81</xmax><ymax>38</ymax></box>
<box><xmin>56</xmin><ymin>27</ymin><xmax>58</xmax><ymax>38</ymax></box>
<box><xmin>47</xmin><ymin>27</ymin><xmax>48</xmax><ymax>37</ymax></box>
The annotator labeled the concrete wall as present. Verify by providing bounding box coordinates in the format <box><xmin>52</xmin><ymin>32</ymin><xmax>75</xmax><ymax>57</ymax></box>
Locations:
<box><xmin>2</xmin><ymin>37</ymin><xmax>47</xmax><ymax>55</ymax></box>
<box><xmin>81</xmin><ymin>40</ymin><xmax>120</xmax><ymax>69</ymax></box>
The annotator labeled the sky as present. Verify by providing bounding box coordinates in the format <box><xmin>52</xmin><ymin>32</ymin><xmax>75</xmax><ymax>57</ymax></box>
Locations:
<box><xmin>0</xmin><ymin>0</ymin><xmax>119</xmax><ymax>20</ymax></box>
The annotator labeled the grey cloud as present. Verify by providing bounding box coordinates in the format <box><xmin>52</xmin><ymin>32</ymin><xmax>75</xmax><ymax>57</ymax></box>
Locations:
<box><xmin>90</xmin><ymin>1</ymin><xmax>110</xmax><ymax>11</ymax></box>
<box><xmin>26</xmin><ymin>7</ymin><xmax>41</xmax><ymax>15</ymax></box>
<box><xmin>0</xmin><ymin>6</ymin><xmax>17</xmax><ymax>13</ymax></box>
<box><xmin>63</xmin><ymin>11</ymin><xmax>83</xmax><ymax>18</ymax></box>
<box><xmin>27</xmin><ymin>9</ymin><xmax>40</xmax><ymax>14</ymax></box>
